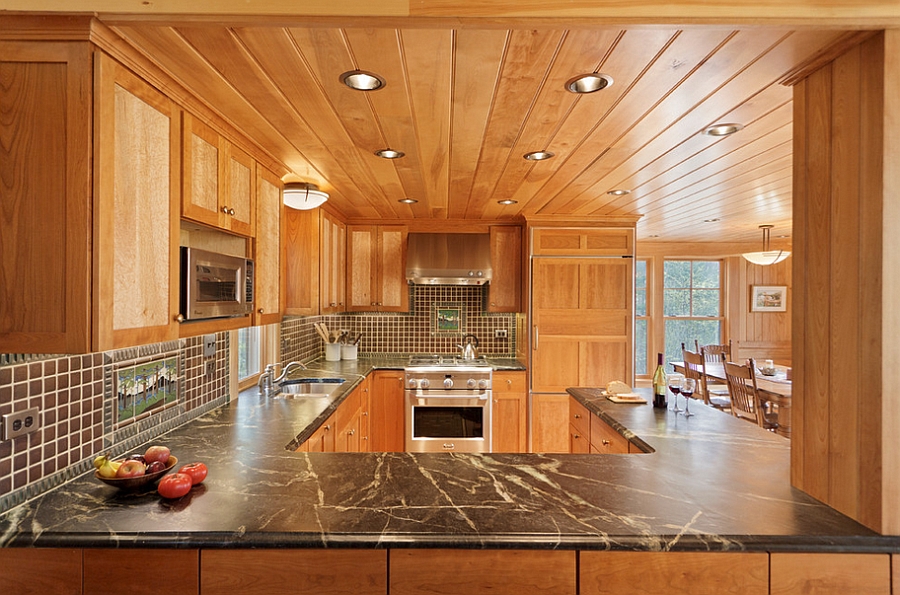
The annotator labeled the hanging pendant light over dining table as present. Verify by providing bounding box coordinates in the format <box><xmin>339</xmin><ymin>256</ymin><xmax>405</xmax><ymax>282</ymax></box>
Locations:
<box><xmin>742</xmin><ymin>224</ymin><xmax>790</xmax><ymax>265</ymax></box>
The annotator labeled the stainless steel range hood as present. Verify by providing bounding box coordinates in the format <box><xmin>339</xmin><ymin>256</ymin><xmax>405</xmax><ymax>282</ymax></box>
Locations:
<box><xmin>406</xmin><ymin>233</ymin><xmax>492</xmax><ymax>285</ymax></box>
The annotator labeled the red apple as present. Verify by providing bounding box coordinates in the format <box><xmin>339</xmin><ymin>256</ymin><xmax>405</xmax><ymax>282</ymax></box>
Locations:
<box><xmin>116</xmin><ymin>459</ymin><xmax>146</xmax><ymax>478</ymax></box>
<box><xmin>145</xmin><ymin>460</ymin><xmax>166</xmax><ymax>474</ymax></box>
<box><xmin>143</xmin><ymin>445</ymin><xmax>170</xmax><ymax>464</ymax></box>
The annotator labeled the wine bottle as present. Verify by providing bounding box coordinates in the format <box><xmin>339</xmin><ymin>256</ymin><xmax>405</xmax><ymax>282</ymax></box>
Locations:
<box><xmin>652</xmin><ymin>353</ymin><xmax>667</xmax><ymax>408</ymax></box>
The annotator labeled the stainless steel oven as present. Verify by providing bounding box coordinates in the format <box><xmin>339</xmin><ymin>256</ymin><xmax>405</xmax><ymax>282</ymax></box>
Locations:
<box><xmin>404</xmin><ymin>356</ymin><xmax>492</xmax><ymax>453</ymax></box>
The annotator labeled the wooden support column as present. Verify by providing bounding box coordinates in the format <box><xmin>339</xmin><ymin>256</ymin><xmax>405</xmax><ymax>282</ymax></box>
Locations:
<box><xmin>791</xmin><ymin>30</ymin><xmax>900</xmax><ymax>534</ymax></box>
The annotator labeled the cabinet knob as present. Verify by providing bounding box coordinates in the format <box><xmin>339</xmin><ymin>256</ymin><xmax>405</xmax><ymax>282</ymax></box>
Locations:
<box><xmin>221</xmin><ymin>205</ymin><xmax>229</xmax><ymax>214</ymax></box>
<box><xmin>175</xmin><ymin>314</ymin><xmax>185</xmax><ymax>323</ymax></box>
<box><xmin>506</xmin><ymin>379</ymin><xmax>512</xmax><ymax>387</ymax></box>
<box><xmin>324</xmin><ymin>425</ymin><xmax>331</xmax><ymax>432</ymax></box>
<box><xmin>574</xmin><ymin>414</ymin><xmax>581</xmax><ymax>419</ymax></box>
<box><xmin>229</xmin><ymin>207</ymin><xmax>235</xmax><ymax>215</ymax></box>
<box><xmin>362</xmin><ymin>411</ymin><xmax>368</xmax><ymax>416</ymax></box>
<box><xmin>602</xmin><ymin>439</ymin><xmax>611</xmax><ymax>446</ymax></box>
<box><xmin>574</xmin><ymin>434</ymin><xmax>581</xmax><ymax>439</ymax></box>
<box><xmin>348</xmin><ymin>429</ymin><xmax>355</xmax><ymax>436</ymax></box>
<box><xmin>258</xmin><ymin>308</ymin><xmax>264</xmax><ymax>314</ymax></box>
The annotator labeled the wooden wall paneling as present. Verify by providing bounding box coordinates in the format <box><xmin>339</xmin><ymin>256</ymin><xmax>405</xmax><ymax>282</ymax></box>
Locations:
<box><xmin>770</xmin><ymin>553</ymin><xmax>891</xmax><ymax>595</ymax></box>
<box><xmin>84</xmin><ymin>549</ymin><xmax>199</xmax><ymax>595</ymax></box>
<box><xmin>580</xmin><ymin>551</ymin><xmax>768</xmax><ymax>595</ymax></box>
<box><xmin>0</xmin><ymin>548</ymin><xmax>82</xmax><ymax>595</ymax></box>
<box><xmin>877</xmin><ymin>28</ymin><xmax>899</xmax><ymax>536</ymax></box>
<box><xmin>0</xmin><ymin>41</ymin><xmax>92</xmax><ymax>354</ymax></box>
<box><xmin>828</xmin><ymin>42</ymin><xmax>862</xmax><ymax>520</ymax></box>
<box><xmin>253</xmin><ymin>166</ymin><xmax>283</xmax><ymax>325</ymax></box>
<box><xmin>284</xmin><ymin>208</ymin><xmax>320</xmax><ymax>316</ymax></box>
<box><xmin>93</xmin><ymin>51</ymin><xmax>180</xmax><ymax>350</ymax></box>
<box><xmin>201</xmin><ymin>549</ymin><xmax>386</xmax><ymax>595</ymax></box>
<box><xmin>390</xmin><ymin>549</ymin><xmax>575</xmax><ymax>595</ymax></box>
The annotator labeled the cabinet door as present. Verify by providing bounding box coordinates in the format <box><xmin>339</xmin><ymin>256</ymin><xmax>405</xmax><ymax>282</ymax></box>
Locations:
<box><xmin>531</xmin><ymin>258</ymin><xmax>632</xmax><ymax>392</ymax></box>
<box><xmin>531</xmin><ymin>394</ymin><xmax>570</xmax><ymax>453</ymax></box>
<box><xmin>334</xmin><ymin>385</ymin><xmax>362</xmax><ymax>452</ymax></box>
<box><xmin>0</xmin><ymin>548</ymin><xmax>82</xmax><ymax>595</ymax></box>
<box><xmin>370</xmin><ymin>370</ymin><xmax>405</xmax><ymax>451</ymax></box>
<box><xmin>590</xmin><ymin>414</ymin><xmax>630</xmax><ymax>454</ymax></box>
<box><xmin>770</xmin><ymin>553</ymin><xmax>890</xmax><ymax>595</ymax></box>
<box><xmin>84</xmin><ymin>549</ymin><xmax>199</xmax><ymax>595</ymax></box>
<box><xmin>492</xmin><ymin>371</ymin><xmax>527</xmax><ymax>452</ymax></box>
<box><xmin>0</xmin><ymin>41</ymin><xmax>92</xmax><ymax>353</ymax></box>
<box><xmin>321</xmin><ymin>211</ymin><xmax>346</xmax><ymax>313</ymax></box>
<box><xmin>347</xmin><ymin>225</ymin><xmax>377</xmax><ymax>311</ymax></box>
<box><xmin>489</xmin><ymin>226</ymin><xmax>522</xmax><ymax>312</ymax></box>
<box><xmin>94</xmin><ymin>51</ymin><xmax>180</xmax><ymax>350</ymax></box>
<box><xmin>306</xmin><ymin>415</ymin><xmax>336</xmax><ymax>452</ymax></box>
<box><xmin>221</xmin><ymin>141</ymin><xmax>256</xmax><ymax>236</ymax></box>
<box><xmin>376</xmin><ymin>225</ymin><xmax>409</xmax><ymax>312</ymax></box>
<box><xmin>253</xmin><ymin>167</ymin><xmax>282</xmax><ymax>325</ymax></box>
<box><xmin>284</xmin><ymin>208</ymin><xmax>320</xmax><ymax>316</ymax></box>
<box><xmin>358</xmin><ymin>376</ymin><xmax>372</xmax><ymax>452</ymax></box>
<box><xmin>181</xmin><ymin>111</ymin><xmax>221</xmax><ymax>227</ymax></box>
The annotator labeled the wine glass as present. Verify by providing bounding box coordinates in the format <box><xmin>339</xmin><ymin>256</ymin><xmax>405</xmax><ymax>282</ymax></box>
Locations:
<box><xmin>681</xmin><ymin>378</ymin><xmax>696</xmax><ymax>417</ymax></box>
<box><xmin>668</xmin><ymin>374</ymin><xmax>683</xmax><ymax>413</ymax></box>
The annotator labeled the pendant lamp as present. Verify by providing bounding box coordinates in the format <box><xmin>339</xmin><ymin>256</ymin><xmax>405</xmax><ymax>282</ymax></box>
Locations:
<box><xmin>283</xmin><ymin>183</ymin><xmax>329</xmax><ymax>210</ymax></box>
<box><xmin>742</xmin><ymin>224</ymin><xmax>790</xmax><ymax>265</ymax></box>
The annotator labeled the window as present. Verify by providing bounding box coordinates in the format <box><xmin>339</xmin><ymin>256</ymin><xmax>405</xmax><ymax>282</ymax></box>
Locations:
<box><xmin>237</xmin><ymin>326</ymin><xmax>262</xmax><ymax>383</ymax></box>
<box><xmin>634</xmin><ymin>259</ymin><xmax>649</xmax><ymax>376</ymax></box>
<box><xmin>663</xmin><ymin>260</ymin><xmax>722</xmax><ymax>365</ymax></box>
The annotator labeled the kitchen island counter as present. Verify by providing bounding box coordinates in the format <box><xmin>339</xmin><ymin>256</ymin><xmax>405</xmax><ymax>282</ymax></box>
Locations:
<box><xmin>0</xmin><ymin>379</ymin><xmax>895</xmax><ymax>553</ymax></box>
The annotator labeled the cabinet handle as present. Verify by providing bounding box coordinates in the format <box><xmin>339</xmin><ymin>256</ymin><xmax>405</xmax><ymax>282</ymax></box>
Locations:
<box><xmin>330</xmin><ymin>302</ymin><xmax>336</xmax><ymax>307</ymax></box>
<box><xmin>533</xmin><ymin>325</ymin><xmax>539</xmax><ymax>350</ymax></box>
<box><xmin>493</xmin><ymin>399</ymin><xmax>498</xmax><ymax>404</ymax></box>
<box><xmin>602</xmin><ymin>439</ymin><xmax>611</xmax><ymax>446</ymax></box>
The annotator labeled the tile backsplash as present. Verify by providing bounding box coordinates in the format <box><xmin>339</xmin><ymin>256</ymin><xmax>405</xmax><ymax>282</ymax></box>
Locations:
<box><xmin>0</xmin><ymin>334</ymin><xmax>230</xmax><ymax>513</ymax></box>
<box><xmin>281</xmin><ymin>285</ymin><xmax>518</xmax><ymax>362</ymax></box>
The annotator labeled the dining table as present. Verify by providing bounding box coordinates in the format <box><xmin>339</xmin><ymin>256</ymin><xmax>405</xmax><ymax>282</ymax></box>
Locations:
<box><xmin>669</xmin><ymin>361</ymin><xmax>792</xmax><ymax>439</ymax></box>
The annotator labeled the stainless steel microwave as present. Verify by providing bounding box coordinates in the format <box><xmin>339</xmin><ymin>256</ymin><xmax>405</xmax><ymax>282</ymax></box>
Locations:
<box><xmin>180</xmin><ymin>247</ymin><xmax>254</xmax><ymax>321</ymax></box>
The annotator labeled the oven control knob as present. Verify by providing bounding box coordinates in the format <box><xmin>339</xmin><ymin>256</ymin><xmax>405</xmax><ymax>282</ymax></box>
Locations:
<box><xmin>407</xmin><ymin>378</ymin><xmax>418</xmax><ymax>389</ymax></box>
<box><xmin>443</xmin><ymin>377</ymin><xmax>454</xmax><ymax>389</ymax></box>
<box><xmin>420</xmin><ymin>378</ymin><xmax>430</xmax><ymax>389</ymax></box>
<box><xmin>466</xmin><ymin>378</ymin><xmax>476</xmax><ymax>389</ymax></box>
<box><xmin>478</xmin><ymin>379</ymin><xmax>488</xmax><ymax>390</ymax></box>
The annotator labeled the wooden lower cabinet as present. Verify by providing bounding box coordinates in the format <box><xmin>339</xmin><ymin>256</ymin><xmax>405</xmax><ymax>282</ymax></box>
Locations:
<box><xmin>580</xmin><ymin>551</ymin><xmax>768</xmax><ymax>595</ymax></box>
<box><xmin>84</xmin><ymin>549</ymin><xmax>199</xmax><ymax>595</ymax></box>
<box><xmin>532</xmin><ymin>393</ymin><xmax>570</xmax><ymax>453</ymax></box>
<box><xmin>0</xmin><ymin>548</ymin><xmax>82</xmax><ymax>595</ymax></box>
<box><xmin>201</xmin><ymin>549</ymin><xmax>386</xmax><ymax>595</ymax></box>
<box><xmin>491</xmin><ymin>371</ymin><xmax>527</xmax><ymax>452</ymax></box>
<box><xmin>370</xmin><ymin>370</ymin><xmax>405</xmax><ymax>451</ymax></box>
<box><xmin>390</xmin><ymin>549</ymin><xmax>576</xmax><ymax>595</ymax></box>
<box><xmin>569</xmin><ymin>398</ymin><xmax>591</xmax><ymax>453</ymax></box>
<box><xmin>770</xmin><ymin>553</ymin><xmax>891</xmax><ymax>594</ymax></box>
<box><xmin>568</xmin><ymin>397</ymin><xmax>632</xmax><ymax>454</ymax></box>
<box><xmin>589</xmin><ymin>414</ymin><xmax>630</xmax><ymax>454</ymax></box>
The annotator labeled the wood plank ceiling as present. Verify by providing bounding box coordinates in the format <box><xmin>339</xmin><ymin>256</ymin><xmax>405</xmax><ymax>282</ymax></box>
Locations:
<box><xmin>108</xmin><ymin>21</ymin><xmax>852</xmax><ymax>243</ymax></box>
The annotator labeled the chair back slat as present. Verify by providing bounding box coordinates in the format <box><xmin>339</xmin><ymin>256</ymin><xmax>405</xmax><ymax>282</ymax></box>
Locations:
<box><xmin>724</xmin><ymin>359</ymin><xmax>764</xmax><ymax>426</ymax></box>
<box><xmin>698</xmin><ymin>339</ymin><xmax>732</xmax><ymax>364</ymax></box>
<box><xmin>682</xmin><ymin>348</ymin><xmax>709</xmax><ymax>404</ymax></box>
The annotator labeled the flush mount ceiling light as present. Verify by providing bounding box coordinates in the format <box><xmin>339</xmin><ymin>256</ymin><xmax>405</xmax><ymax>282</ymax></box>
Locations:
<box><xmin>524</xmin><ymin>150</ymin><xmax>555</xmax><ymax>161</ymax></box>
<box><xmin>742</xmin><ymin>224</ymin><xmax>791</xmax><ymax>266</ymax></box>
<box><xmin>703</xmin><ymin>122</ymin><xmax>744</xmax><ymax>137</ymax></box>
<box><xmin>375</xmin><ymin>148</ymin><xmax>405</xmax><ymax>159</ymax></box>
<box><xmin>398</xmin><ymin>198</ymin><xmax>418</xmax><ymax>204</ymax></box>
<box><xmin>497</xmin><ymin>199</ymin><xmax>518</xmax><ymax>205</ymax></box>
<box><xmin>339</xmin><ymin>70</ymin><xmax>385</xmax><ymax>91</ymax></box>
<box><xmin>283</xmin><ymin>182</ymin><xmax>329</xmax><ymax>210</ymax></box>
<box><xmin>565</xmin><ymin>72</ymin><xmax>614</xmax><ymax>94</ymax></box>
<box><xmin>606</xmin><ymin>189</ymin><xmax>631</xmax><ymax>196</ymax></box>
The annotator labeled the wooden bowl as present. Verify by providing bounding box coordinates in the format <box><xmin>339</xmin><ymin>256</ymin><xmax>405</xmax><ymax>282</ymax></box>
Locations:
<box><xmin>95</xmin><ymin>455</ymin><xmax>178</xmax><ymax>490</ymax></box>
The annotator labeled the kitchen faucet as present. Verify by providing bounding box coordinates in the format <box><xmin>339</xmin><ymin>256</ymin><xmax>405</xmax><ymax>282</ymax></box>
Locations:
<box><xmin>258</xmin><ymin>361</ymin><xmax>307</xmax><ymax>396</ymax></box>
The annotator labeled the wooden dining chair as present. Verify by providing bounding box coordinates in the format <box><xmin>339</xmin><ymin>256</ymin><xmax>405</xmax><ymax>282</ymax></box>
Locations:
<box><xmin>723</xmin><ymin>359</ymin><xmax>778</xmax><ymax>432</ymax></box>
<box><xmin>699</xmin><ymin>345</ymin><xmax>732</xmax><ymax>409</ymax></box>
<box><xmin>696</xmin><ymin>339</ymin><xmax>732</xmax><ymax>363</ymax></box>
<box><xmin>682</xmin><ymin>347</ymin><xmax>730</xmax><ymax>410</ymax></box>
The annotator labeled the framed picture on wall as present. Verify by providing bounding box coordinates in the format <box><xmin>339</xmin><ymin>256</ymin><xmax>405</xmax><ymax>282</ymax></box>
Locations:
<box><xmin>751</xmin><ymin>285</ymin><xmax>787</xmax><ymax>312</ymax></box>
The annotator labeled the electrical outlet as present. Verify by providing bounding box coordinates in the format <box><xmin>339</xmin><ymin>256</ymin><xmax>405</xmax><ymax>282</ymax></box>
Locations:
<box><xmin>203</xmin><ymin>333</ymin><xmax>217</xmax><ymax>358</ymax></box>
<box><xmin>495</xmin><ymin>329</ymin><xmax>508</xmax><ymax>339</ymax></box>
<box><xmin>2</xmin><ymin>407</ymin><xmax>40</xmax><ymax>441</ymax></box>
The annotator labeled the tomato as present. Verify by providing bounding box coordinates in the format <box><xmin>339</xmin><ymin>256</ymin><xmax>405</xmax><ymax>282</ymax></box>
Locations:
<box><xmin>157</xmin><ymin>472</ymin><xmax>193</xmax><ymax>499</ymax></box>
<box><xmin>178</xmin><ymin>462</ymin><xmax>208</xmax><ymax>485</ymax></box>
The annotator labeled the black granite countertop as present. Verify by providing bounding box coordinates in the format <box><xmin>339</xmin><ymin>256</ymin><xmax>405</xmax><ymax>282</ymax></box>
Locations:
<box><xmin>1</xmin><ymin>365</ymin><xmax>896</xmax><ymax>552</ymax></box>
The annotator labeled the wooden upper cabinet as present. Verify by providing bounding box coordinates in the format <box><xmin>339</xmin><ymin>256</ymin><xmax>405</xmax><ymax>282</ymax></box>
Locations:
<box><xmin>532</xmin><ymin>227</ymin><xmax>633</xmax><ymax>256</ymax></box>
<box><xmin>284</xmin><ymin>208</ymin><xmax>320</xmax><ymax>316</ymax></box>
<box><xmin>181</xmin><ymin>112</ymin><xmax>256</xmax><ymax>237</ymax></box>
<box><xmin>0</xmin><ymin>41</ymin><xmax>93</xmax><ymax>354</ymax></box>
<box><xmin>488</xmin><ymin>226</ymin><xmax>522</xmax><ymax>313</ymax></box>
<box><xmin>347</xmin><ymin>225</ymin><xmax>409</xmax><ymax>312</ymax></box>
<box><xmin>321</xmin><ymin>210</ymin><xmax>347</xmax><ymax>314</ymax></box>
<box><xmin>253</xmin><ymin>167</ymin><xmax>283</xmax><ymax>325</ymax></box>
<box><xmin>93</xmin><ymin>51</ymin><xmax>180</xmax><ymax>350</ymax></box>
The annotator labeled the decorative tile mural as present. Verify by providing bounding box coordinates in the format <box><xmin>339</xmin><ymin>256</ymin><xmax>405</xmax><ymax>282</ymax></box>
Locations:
<box><xmin>114</xmin><ymin>355</ymin><xmax>180</xmax><ymax>427</ymax></box>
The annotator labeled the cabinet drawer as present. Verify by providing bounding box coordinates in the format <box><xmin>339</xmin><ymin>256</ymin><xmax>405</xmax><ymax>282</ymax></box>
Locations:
<box><xmin>590</xmin><ymin>415</ymin><xmax>629</xmax><ymax>454</ymax></box>
<box><xmin>493</xmin><ymin>370</ymin><xmax>526</xmax><ymax>393</ymax></box>
<box><xmin>569</xmin><ymin>398</ymin><xmax>591</xmax><ymax>437</ymax></box>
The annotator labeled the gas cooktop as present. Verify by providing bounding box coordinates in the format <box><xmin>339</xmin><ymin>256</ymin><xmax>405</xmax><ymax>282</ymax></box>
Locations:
<box><xmin>406</xmin><ymin>354</ymin><xmax>491</xmax><ymax>368</ymax></box>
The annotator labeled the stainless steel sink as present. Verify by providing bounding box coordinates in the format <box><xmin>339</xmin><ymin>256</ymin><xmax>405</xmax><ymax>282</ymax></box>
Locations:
<box><xmin>279</xmin><ymin>378</ymin><xmax>345</xmax><ymax>397</ymax></box>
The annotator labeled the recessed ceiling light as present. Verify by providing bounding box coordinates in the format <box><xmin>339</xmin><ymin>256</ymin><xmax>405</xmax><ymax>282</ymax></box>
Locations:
<box><xmin>704</xmin><ymin>218</ymin><xmax>720</xmax><ymax>222</ymax></box>
<box><xmin>497</xmin><ymin>199</ymin><xmax>518</xmax><ymax>205</ymax></box>
<box><xmin>339</xmin><ymin>70</ymin><xmax>385</xmax><ymax>91</ymax></box>
<box><xmin>565</xmin><ymin>73</ymin><xmax>614</xmax><ymax>94</ymax></box>
<box><xmin>524</xmin><ymin>151</ymin><xmax>554</xmax><ymax>161</ymax></box>
<box><xmin>606</xmin><ymin>189</ymin><xmax>631</xmax><ymax>196</ymax></box>
<box><xmin>398</xmin><ymin>198</ymin><xmax>418</xmax><ymax>204</ymax></box>
<box><xmin>375</xmin><ymin>148</ymin><xmax>404</xmax><ymax>159</ymax></box>
<box><xmin>703</xmin><ymin>123</ymin><xmax>744</xmax><ymax>137</ymax></box>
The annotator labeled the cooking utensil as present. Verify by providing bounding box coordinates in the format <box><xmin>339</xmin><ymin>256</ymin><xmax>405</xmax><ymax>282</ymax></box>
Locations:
<box><xmin>313</xmin><ymin>323</ymin><xmax>330</xmax><ymax>343</ymax></box>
